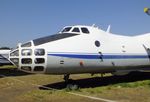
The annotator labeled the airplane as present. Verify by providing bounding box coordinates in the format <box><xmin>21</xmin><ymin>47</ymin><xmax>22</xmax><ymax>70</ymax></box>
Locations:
<box><xmin>0</xmin><ymin>48</ymin><xmax>12</xmax><ymax>66</ymax></box>
<box><xmin>9</xmin><ymin>25</ymin><xmax>150</xmax><ymax>82</ymax></box>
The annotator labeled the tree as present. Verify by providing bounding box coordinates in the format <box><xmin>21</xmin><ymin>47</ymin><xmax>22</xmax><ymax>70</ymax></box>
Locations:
<box><xmin>0</xmin><ymin>47</ymin><xmax>11</xmax><ymax>50</ymax></box>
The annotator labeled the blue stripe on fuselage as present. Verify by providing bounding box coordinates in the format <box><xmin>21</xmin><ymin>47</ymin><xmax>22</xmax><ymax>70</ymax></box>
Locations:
<box><xmin>47</xmin><ymin>53</ymin><xmax>149</xmax><ymax>59</ymax></box>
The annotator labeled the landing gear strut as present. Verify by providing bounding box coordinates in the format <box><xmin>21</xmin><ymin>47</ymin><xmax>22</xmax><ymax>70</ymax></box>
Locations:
<box><xmin>63</xmin><ymin>74</ymin><xmax>70</xmax><ymax>83</ymax></box>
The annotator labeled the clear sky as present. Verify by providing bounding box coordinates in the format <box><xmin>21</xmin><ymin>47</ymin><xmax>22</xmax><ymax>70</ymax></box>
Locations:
<box><xmin>0</xmin><ymin>0</ymin><xmax>150</xmax><ymax>47</ymax></box>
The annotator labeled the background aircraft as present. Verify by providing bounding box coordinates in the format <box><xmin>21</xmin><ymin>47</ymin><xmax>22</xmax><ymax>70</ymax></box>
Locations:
<box><xmin>9</xmin><ymin>25</ymin><xmax>150</xmax><ymax>82</ymax></box>
<box><xmin>0</xmin><ymin>48</ymin><xmax>12</xmax><ymax>66</ymax></box>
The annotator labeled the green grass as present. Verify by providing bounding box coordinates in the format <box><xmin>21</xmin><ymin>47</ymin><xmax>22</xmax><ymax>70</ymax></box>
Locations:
<box><xmin>0</xmin><ymin>65</ymin><xmax>16</xmax><ymax>69</ymax></box>
<box><xmin>81</xmin><ymin>80</ymin><xmax>150</xmax><ymax>93</ymax></box>
<box><xmin>112</xmin><ymin>80</ymin><xmax>150</xmax><ymax>88</ymax></box>
<box><xmin>1</xmin><ymin>69</ymin><xmax>150</xmax><ymax>102</ymax></box>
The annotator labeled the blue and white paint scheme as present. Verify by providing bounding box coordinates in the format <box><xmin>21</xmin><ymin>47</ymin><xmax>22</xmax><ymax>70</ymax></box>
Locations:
<box><xmin>9</xmin><ymin>25</ymin><xmax>150</xmax><ymax>80</ymax></box>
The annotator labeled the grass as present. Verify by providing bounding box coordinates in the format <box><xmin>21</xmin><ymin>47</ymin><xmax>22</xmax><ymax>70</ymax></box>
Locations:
<box><xmin>113</xmin><ymin>80</ymin><xmax>150</xmax><ymax>88</ymax></box>
<box><xmin>17</xmin><ymin>90</ymin><xmax>100</xmax><ymax>102</ymax></box>
<box><xmin>0</xmin><ymin>65</ymin><xmax>16</xmax><ymax>69</ymax></box>
<box><xmin>1</xmin><ymin>68</ymin><xmax>150</xmax><ymax>102</ymax></box>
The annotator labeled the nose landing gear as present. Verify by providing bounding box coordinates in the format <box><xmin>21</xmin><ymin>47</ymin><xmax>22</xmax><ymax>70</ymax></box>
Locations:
<box><xmin>63</xmin><ymin>74</ymin><xmax>79</xmax><ymax>90</ymax></box>
<box><xmin>63</xmin><ymin>74</ymin><xmax>70</xmax><ymax>83</ymax></box>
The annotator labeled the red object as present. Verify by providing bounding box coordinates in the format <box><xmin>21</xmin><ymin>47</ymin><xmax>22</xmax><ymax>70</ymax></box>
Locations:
<box><xmin>80</xmin><ymin>61</ymin><xmax>84</xmax><ymax>66</ymax></box>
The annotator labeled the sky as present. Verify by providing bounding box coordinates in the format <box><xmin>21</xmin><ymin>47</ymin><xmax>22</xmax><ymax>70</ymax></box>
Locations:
<box><xmin>0</xmin><ymin>0</ymin><xmax>150</xmax><ymax>47</ymax></box>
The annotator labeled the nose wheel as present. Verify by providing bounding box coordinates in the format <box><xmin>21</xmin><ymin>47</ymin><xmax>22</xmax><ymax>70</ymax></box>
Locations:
<box><xmin>64</xmin><ymin>74</ymin><xmax>70</xmax><ymax>83</ymax></box>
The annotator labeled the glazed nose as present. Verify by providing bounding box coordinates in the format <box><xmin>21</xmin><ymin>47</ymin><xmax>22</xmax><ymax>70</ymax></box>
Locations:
<box><xmin>20</xmin><ymin>48</ymin><xmax>46</xmax><ymax>72</ymax></box>
<box><xmin>9</xmin><ymin>42</ymin><xmax>46</xmax><ymax>73</ymax></box>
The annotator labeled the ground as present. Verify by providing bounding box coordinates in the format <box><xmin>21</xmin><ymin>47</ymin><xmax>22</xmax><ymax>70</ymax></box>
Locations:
<box><xmin>0</xmin><ymin>66</ymin><xmax>150</xmax><ymax>102</ymax></box>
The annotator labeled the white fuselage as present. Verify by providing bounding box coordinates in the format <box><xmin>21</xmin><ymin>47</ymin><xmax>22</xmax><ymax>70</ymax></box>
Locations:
<box><xmin>9</xmin><ymin>25</ymin><xmax>150</xmax><ymax>75</ymax></box>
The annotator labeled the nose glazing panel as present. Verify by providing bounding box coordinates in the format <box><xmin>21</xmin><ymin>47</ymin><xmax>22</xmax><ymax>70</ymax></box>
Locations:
<box><xmin>10</xmin><ymin>42</ymin><xmax>46</xmax><ymax>73</ymax></box>
<box><xmin>21</xmin><ymin>58</ymin><xmax>32</xmax><ymax>64</ymax></box>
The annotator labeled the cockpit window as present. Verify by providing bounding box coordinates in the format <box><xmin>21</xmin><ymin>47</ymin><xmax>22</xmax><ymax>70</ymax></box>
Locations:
<box><xmin>62</xmin><ymin>27</ymin><xmax>72</xmax><ymax>32</ymax></box>
<box><xmin>81</xmin><ymin>28</ymin><xmax>90</xmax><ymax>34</ymax></box>
<box><xmin>33</xmin><ymin>33</ymin><xmax>78</xmax><ymax>46</ymax></box>
<box><xmin>72</xmin><ymin>28</ymin><xmax>80</xmax><ymax>33</ymax></box>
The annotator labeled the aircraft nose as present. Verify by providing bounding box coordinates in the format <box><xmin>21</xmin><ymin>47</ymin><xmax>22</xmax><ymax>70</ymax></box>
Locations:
<box><xmin>9</xmin><ymin>42</ymin><xmax>46</xmax><ymax>73</ymax></box>
<box><xmin>9</xmin><ymin>49</ymin><xmax>19</xmax><ymax>67</ymax></box>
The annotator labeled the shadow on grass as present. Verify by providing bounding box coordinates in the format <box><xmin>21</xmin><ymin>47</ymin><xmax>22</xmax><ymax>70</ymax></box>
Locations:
<box><xmin>0</xmin><ymin>68</ymin><xmax>31</xmax><ymax>78</ymax></box>
<box><xmin>40</xmin><ymin>72</ymin><xmax>150</xmax><ymax>90</ymax></box>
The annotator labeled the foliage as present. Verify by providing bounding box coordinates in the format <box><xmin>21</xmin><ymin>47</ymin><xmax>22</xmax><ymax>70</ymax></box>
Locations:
<box><xmin>0</xmin><ymin>47</ymin><xmax>11</xmax><ymax>50</ymax></box>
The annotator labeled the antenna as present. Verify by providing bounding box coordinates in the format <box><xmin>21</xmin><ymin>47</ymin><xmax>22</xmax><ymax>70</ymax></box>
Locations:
<box><xmin>106</xmin><ymin>25</ymin><xmax>111</xmax><ymax>33</ymax></box>
<box><xmin>92</xmin><ymin>24</ymin><xmax>96</xmax><ymax>27</ymax></box>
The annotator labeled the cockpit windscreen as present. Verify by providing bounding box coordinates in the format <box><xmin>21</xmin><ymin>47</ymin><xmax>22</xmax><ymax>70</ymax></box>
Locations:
<box><xmin>61</xmin><ymin>27</ymin><xmax>72</xmax><ymax>33</ymax></box>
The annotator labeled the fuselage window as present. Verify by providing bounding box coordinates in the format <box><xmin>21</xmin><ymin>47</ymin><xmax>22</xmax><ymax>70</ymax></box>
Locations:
<box><xmin>95</xmin><ymin>40</ymin><xmax>100</xmax><ymax>47</ymax></box>
<box><xmin>62</xmin><ymin>27</ymin><xmax>72</xmax><ymax>32</ymax></box>
<box><xmin>72</xmin><ymin>28</ymin><xmax>80</xmax><ymax>32</ymax></box>
<box><xmin>81</xmin><ymin>28</ymin><xmax>90</xmax><ymax>34</ymax></box>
